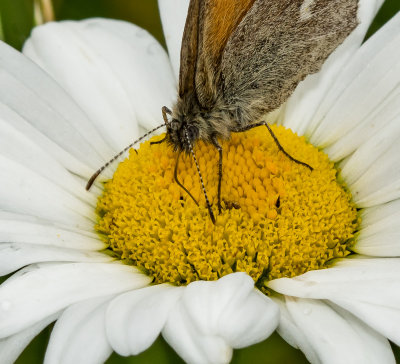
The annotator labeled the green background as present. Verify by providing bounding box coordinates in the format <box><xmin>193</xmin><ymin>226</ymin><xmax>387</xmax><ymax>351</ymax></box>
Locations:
<box><xmin>0</xmin><ymin>0</ymin><xmax>399</xmax><ymax>363</ymax></box>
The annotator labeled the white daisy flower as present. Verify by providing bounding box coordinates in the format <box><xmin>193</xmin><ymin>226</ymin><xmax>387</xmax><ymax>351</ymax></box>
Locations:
<box><xmin>0</xmin><ymin>0</ymin><xmax>399</xmax><ymax>363</ymax></box>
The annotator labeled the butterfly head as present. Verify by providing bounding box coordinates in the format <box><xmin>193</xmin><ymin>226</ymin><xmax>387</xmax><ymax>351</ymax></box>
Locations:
<box><xmin>166</xmin><ymin>117</ymin><xmax>200</xmax><ymax>153</ymax></box>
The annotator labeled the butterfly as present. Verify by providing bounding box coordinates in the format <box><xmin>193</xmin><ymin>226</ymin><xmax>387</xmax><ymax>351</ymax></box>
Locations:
<box><xmin>87</xmin><ymin>0</ymin><xmax>359</xmax><ymax>223</ymax></box>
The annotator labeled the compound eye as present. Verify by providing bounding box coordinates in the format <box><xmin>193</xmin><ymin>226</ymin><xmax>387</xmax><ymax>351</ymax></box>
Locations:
<box><xmin>171</xmin><ymin>119</ymin><xmax>180</xmax><ymax>131</ymax></box>
<box><xmin>187</xmin><ymin>125</ymin><xmax>199</xmax><ymax>141</ymax></box>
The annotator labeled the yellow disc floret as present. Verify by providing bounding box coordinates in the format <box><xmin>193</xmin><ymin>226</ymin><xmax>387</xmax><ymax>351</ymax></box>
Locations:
<box><xmin>96</xmin><ymin>125</ymin><xmax>358</xmax><ymax>289</ymax></box>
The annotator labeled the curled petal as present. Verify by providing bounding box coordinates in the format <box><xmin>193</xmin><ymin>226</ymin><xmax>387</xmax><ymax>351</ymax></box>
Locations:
<box><xmin>106</xmin><ymin>284</ymin><xmax>183</xmax><ymax>356</ymax></box>
<box><xmin>162</xmin><ymin>273</ymin><xmax>279</xmax><ymax>364</ymax></box>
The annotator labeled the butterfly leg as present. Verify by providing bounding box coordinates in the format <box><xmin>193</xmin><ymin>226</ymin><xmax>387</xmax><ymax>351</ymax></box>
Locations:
<box><xmin>231</xmin><ymin>122</ymin><xmax>265</xmax><ymax>133</ymax></box>
<box><xmin>211</xmin><ymin>136</ymin><xmax>223</xmax><ymax>214</ymax></box>
<box><xmin>232</xmin><ymin>122</ymin><xmax>313</xmax><ymax>171</ymax></box>
<box><xmin>150</xmin><ymin>136</ymin><xmax>166</xmax><ymax>145</ymax></box>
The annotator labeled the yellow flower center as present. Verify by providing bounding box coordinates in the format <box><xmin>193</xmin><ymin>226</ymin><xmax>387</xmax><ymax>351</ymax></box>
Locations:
<box><xmin>96</xmin><ymin>125</ymin><xmax>358</xmax><ymax>291</ymax></box>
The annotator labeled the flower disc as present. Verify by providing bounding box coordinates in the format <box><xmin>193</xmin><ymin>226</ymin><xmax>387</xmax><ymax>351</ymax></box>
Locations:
<box><xmin>96</xmin><ymin>125</ymin><xmax>358</xmax><ymax>290</ymax></box>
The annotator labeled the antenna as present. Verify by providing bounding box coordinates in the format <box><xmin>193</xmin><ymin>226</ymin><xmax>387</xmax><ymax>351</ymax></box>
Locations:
<box><xmin>86</xmin><ymin>124</ymin><xmax>165</xmax><ymax>190</ymax></box>
<box><xmin>184</xmin><ymin>128</ymin><xmax>216</xmax><ymax>224</ymax></box>
<box><xmin>211</xmin><ymin>136</ymin><xmax>223</xmax><ymax>214</ymax></box>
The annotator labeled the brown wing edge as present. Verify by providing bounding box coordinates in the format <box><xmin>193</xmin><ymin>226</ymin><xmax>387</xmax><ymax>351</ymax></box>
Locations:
<box><xmin>194</xmin><ymin>0</ymin><xmax>256</xmax><ymax>108</ymax></box>
<box><xmin>177</xmin><ymin>0</ymin><xmax>257</xmax><ymax>108</ymax></box>
<box><xmin>178</xmin><ymin>0</ymin><xmax>201</xmax><ymax>98</ymax></box>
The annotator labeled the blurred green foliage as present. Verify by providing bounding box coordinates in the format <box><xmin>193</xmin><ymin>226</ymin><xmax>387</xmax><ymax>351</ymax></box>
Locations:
<box><xmin>0</xmin><ymin>0</ymin><xmax>33</xmax><ymax>49</ymax></box>
<box><xmin>366</xmin><ymin>0</ymin><xmax>400</xmax><ymax>38</ymax></box>
<box><xmin>0</xmin><ymin>0</ymin><xmax>398</xmax><ymax>363</ymax></box>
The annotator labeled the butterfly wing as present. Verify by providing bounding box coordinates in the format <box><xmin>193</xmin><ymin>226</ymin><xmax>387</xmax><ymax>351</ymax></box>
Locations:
<box><xmin>178</xmin><ymin>0</ymin><xmax>201</xmax><ymax>98</ymax></box>
<box><xmin>179</xmin><ymin>0</ymin><xmax>256</xmax><ymax>108</ymax></box>
<box><xmin>220</xmin><ymin>0</ymin><xmax>359</xmax><ymax>125</ymax></box>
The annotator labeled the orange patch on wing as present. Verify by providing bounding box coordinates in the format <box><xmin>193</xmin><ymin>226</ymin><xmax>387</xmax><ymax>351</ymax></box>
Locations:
<box><xmin>204</xmin><ymin>0</ymin><xmax>255</xmax><ymax>59</ymax></box>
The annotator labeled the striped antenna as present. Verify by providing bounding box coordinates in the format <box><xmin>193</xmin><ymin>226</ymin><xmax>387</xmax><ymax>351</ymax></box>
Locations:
<box><xmin>184</xmin><ymin>128</ymin><xmax>216</xmax><ymax>224</ymax></box>
<box><xmin>86</xmin><ymin>124</ymin><xmax>165</xmax><ymax>190</ymax></box>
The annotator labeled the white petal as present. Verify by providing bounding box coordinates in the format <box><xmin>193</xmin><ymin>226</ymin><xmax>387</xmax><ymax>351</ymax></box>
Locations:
<box><xmin>333</xmin><ymin>298</ymin><xmax>400</xmax><ymax>346</ymax></box>
<box><xmin>0</xmin><ymin>212</ymin><xmax>106</xmax><ymax>251</ymax></box>
<box><xmin>0</xmin><ymin>116</ymin><xmax>96</xmax><ymax>206</ymax></box>
<box><xmin>215</xmin><ymin>288</ymin><xmax>278</xmax><ymax>349</ymax></box>
<box><xmin>330</xmin><ymin>303</ymin><xmax>395</xmax><ymax>363</ymax></box>
<box><xmin>0</xmin><ymin>41</ymin><xmax>112</xmax><ymax>174</ymax></box>
<box><xmin>0</xmin><ymin>262</ymin><xmax>151</xmax><ymax>337</ymax></box>
<box><xmin>158</xmin><ymin>0</ymin><xmax>190</xmax><ymax>82</ymax></box>
<box><xmin>24</xmin><ymin>19</ymin><xmax>176</xmax><ymax>141</ymax></box>
<box><xmin>268</xmin><ymin>258</ymin><xmax>400</xmax><ymax>305</ymax></box>
<box><xmin>355</xmin><ymin>199</ymin><xmax>400</xmax><ymax>256</ymax></box>
<box><xmin>352</xmin><ymin>178</ymin><xmax>400</xmax><ymax>210</ymax></box>
<box><xmin>283</xmin><ymin>296</ymin><xmax>394</xmax><ymax>364</ymax></box>
<box><xmin>309</xmin><ymin>11</ymin><xmax>400</xmax><ymax>152</ymax></box>
<box><xmin>45</xmin><ymin>296</ymin><xmax>112</xmax><ymax>364</ymax></box>
<box><xmin>23</xmin><ymin>21</ymin><xmax>135</xmax><ymax>151</ymax></box>
<box><xmin>338</xmin><ymin>109</ymin><xmax>400</xmax><ymax>186</ymax></box>
<box><xmin>0</xmin><ymin>155</ymin><xmax>95</xmax><ymax>230</ymax></box>
<box><xmin>326</xmin><ymin>81</ymin><xmax>400</xmax><ymax>163</ymax></box>
<box><xmin>268</xmin><ymin>258</ymin><xmax>400</xmax><ymax>344</ymax></box>
<box><xmin>283</xmin><ymin>0</ymin><xmax>384</xmax><ymax>136</ymax></box>
<box><xmin>164</xmin><ymin>303</ymin><xmax>232</xmax><ymax>364</ymax></box>
<box><xmin>340</xmin><ymin>119</ymin><xmax>400</xmax><ymax>206</ymax></box>
<box><xmin>0</xmin><ymin>313</ymin><xmax>59</xmax><ymax>364</ymax></box>
<box><xmin>361</xmin><ymin>198</ymin><xmax>400</xmax><ymax>226</ymax></box>
<box><xmin>162</xmin><ymin>273</ymin><xmax>279</xmax><ymax>364</ymax></box>
<box><xmin>106</xmin><ymin>284</ymin><xmax>183</xmax><ymax>356</ymax></box>
<box><xmin>80</xmin><ymin>18</ymin><xmax>177</xmax><ymax>130</ymax></box>
<box><xmin>270</xmin><ymin>295</ymin><xmax>310</xmax><ymax>351</ymax></box>
<box><xmin>0</xmin><ymin>243</ymin><xmax>112</xmax><ymax>276</ymax></box>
